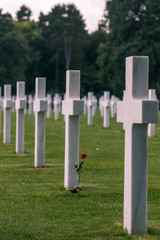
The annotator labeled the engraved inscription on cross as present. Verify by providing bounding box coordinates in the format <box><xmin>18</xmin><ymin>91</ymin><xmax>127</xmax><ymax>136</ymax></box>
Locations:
<box><xmin>117</xmin><ymin>56</ymin><xmax>159</xmax><ymax>234</ymax></box>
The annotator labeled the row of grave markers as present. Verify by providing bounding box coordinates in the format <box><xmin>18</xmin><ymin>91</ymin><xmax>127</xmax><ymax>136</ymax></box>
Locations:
<box><xmin>1</xmin><ymin>92</ymin><xmax>62</xmax><ymax>119</ymax></box>
<box><xmin>0</xmin><ymin>80</ymin><xmax>49</xmax><ymax>166</ymax></box>
<box><xmin>0</xmin><ymin>56</ymin><xmax>159</xmax><ymax>235</ymax></box>
<box><xmin>0</xmin><ymin>80</ymin><xmax>110</xmax><ymax>127</ymax></box>
<box><xmin>5</xmin><ymin>79</ymin><xmax>157</xmax><ymax>136</ymax></box>
<box><xmin>1</xmin><ymin>86</ymin><xmax>156</xmax><ymax>137</ymax></box>
<box><xmin>0</xmin><ymin>81</ymin><xmax>46</xmax><ymax>159</ymax></box>
<box><xmin>0</xmin><ymin>86</ymin><xmax>119</xmax><ymax>128</ymax></box>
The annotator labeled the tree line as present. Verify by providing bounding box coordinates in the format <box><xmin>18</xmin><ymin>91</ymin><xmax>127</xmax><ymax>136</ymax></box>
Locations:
<box><xmin>0</xmin><ymin>0</ymin><xmax>160</xmax><ymax>98</ymax></box>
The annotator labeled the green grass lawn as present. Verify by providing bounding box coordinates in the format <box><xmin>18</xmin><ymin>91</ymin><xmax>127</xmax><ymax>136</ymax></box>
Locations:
<box><xmin>0</xmin><ymin>110</ymin><xmax>160</xmax><ymax>240</ymax></box>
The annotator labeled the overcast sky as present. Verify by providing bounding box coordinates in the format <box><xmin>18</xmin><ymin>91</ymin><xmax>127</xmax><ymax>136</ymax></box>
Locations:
<box><xmin>0</xmin><ymin>0</ymin><xmax>106</xmax><ymax>32</ymax></box>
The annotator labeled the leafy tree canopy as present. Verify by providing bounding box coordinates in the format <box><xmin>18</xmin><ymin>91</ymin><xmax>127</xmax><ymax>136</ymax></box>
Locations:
<box><xmin>0</xmin><ymin>11</ymin><xmax>29</xmax><ymax>93</ymax></box>
<box><xmin>38</xmin><ymin>3</ymin><xmax>88</xmax><ymax>93</ymax></box>
<box><xmin>97</xmin><ymin>0</ymin><xmax>160</xmax><ymax>98</ymax></box>
<box><xmin>16</xmin><ymin>5</ymin><xmax>32</xmax><ymax>21</ymax></box>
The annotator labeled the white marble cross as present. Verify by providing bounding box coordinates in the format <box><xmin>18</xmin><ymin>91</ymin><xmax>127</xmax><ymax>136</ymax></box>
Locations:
<box><xmin>103</xmin><ymin>91</ymin><xmax>110</xmax><ymax>128</ymax></box>
<box><xmin>87</xmin><ymin>92</ymin><xmax>93</xmax><ymax>126</ymax></box>
<box><xmin>3</xmin><ymin>85</ymin><xmax>12</xmax><ymax>144</ymax></box>
<box><xmin>47</xmin><ymin>94</ymin><xmax>52</xmax><ymax>119</ymax></box>
<box><xmin>62</xmin><ymin>70</ymin><xmax>84</xmax><ymax>189</ymax></box>
<box><xmin>34</xmin><ymin>78</ymin><xmax>47</xmax><ymax>167</ymax></box>
<box><xmin>148</xmin><ymin>89</ymin><xmax>157</xmax><ymax>137</ymax></box>
<box><xmin>28</xmin><ymin>95</ymin><xmax>33</xmax><ymax>115</ymax></box>
<box><xmin>92</xmin><ymin>96</ymin><xmax>97</xmax><ymax>116</ymax></box>
<box><xmin>54</xmin><ymin>94</ymin><xmax>60</xmax><ymax>120</ymax></box>
<box><xmin>15</xmin><ymin>82</ymin><xmax>26</xmax><ymax>153</ymax></box>
<box><xmin>117</xmin><ymin>56</ymin><xmax>159</xmax><ymax>234</ymax></box>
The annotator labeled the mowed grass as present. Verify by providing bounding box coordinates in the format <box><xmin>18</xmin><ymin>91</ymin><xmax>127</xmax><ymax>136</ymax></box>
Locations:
<box><xmin>0</xmin><ymin>110</ymin><xmax>160</xmax><ymax>240</ymax></box>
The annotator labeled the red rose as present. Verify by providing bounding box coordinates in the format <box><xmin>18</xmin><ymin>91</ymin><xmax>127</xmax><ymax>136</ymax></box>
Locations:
<box><xmin>81</xmin><ymin>153</ymin><xmax>87</xmax><ymax>159</ymax></box>
<box><xmin>38</xmin><ymin>166</ymin><xmax>42</xmax><ymax>168</ymax></box>
<box><xmin>70</xmin><ymin>188</ymin><xmax>78</xmax><ymax>193</ymax></box>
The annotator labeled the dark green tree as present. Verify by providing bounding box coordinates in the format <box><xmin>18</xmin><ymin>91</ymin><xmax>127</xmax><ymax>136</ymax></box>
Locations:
<box><xmin>38</xmin><ymin>4</ymin><xmax>88</xmax><ymax>93</ymax></box>
<box><xmin>0</xmin><ymin>4</ymin><xmax>108</xmax><ymax>96</ymax></box>
<box><xmin>14</xmin><ymin>19</ymin><xmax>44</xmax><ymax>93</ymax></box>
<box><xmin>0</xmin><ymin>10</ymin><xmax>29</xmax><ymax>93</ymax></box>
<box><xmin>81</xmin><ymin>27</ymin><xmax>107</xmax><ymax>96</ymax></box>
<box><xmin>16</xmin><ymin>5</ymin><xmax>32</xmax><ymax>21</ymax></box>
<box><xmin>97</xmin><ymin>0</ymin><xmax>160</xmax><ymax>98</ymax></box>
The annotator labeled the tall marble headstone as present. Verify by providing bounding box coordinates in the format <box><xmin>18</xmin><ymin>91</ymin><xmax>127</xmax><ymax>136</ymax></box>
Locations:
<box><xmin>117</xmin><ymin>56</ymin><xmax>159</xmax><ymax>234</ymax></box>
<box><xmin>34</xmin><ymin>78</ymin><xmax>47</xmax><ymax>167</ymax></box>
<box><xmin>3</xmin><ymin>85</ymin><xmax>12</xmax><ymax>144</ymax></box>
<box><xmin>62</xmin><ymin>70</ymin><xmax>84</xmax><ymax>189</ymax></box>
<box><xmin>15</xmin><ymin>82</ymin><xmax>26</xmax><ymax>153</ymax></box>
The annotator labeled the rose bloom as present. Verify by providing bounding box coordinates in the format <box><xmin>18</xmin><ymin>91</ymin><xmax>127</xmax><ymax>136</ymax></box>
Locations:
<box><xmin>70</xmin><ymin>188</ymin><xmax>78</xmax><ymax>193</ymax></box>
<box><xmin>38</xmin><ymin>166</ymin><xmax>42</xmax><ymax>168</ymax></box>
<box><xmin>81</xmin><ymin>153</ymin><xmax>87</xmax><ymax>159</ymax></box>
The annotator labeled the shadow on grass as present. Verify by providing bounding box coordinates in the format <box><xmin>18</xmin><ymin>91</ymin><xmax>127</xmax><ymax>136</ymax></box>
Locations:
<box><xmin>148</xmin><ymin>227</ymin><xmax>160</xmax><ymax>236</ymax></box>
<box><xmin>111</xmin><ymin>224</ymin><xmax>160</xmax><ymax>239</ymax></box>
<box><xmin>2</xmin><ymin>150</ymin><xmax>34</xmax><ymax>156</ymax></box>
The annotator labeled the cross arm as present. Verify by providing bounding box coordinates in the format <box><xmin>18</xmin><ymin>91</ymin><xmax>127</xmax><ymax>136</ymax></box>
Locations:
<box><xmin>117</xmin><ymin>99</ymin><xmax>159</xmax><ymax>124</ymax></box>
<box><xmin>62</xmin><ymin>99</ymin><xmax>84</xmax><ymax>116</ymax></box>
<box><xmin>142</xmin><ymin>100</ymin><xmax>159</xmax><ymax>123</ymax></box>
